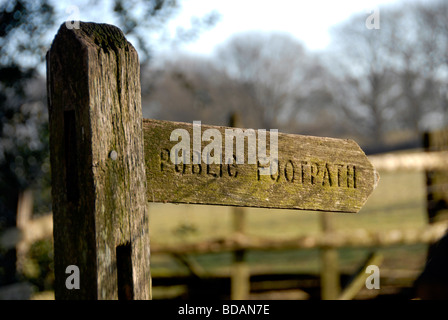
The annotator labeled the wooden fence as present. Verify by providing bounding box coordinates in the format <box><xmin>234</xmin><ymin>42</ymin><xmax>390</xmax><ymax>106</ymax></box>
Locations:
<box><xmin>1</xmin><ymin>149</ymin><xmax>447</xmax><ymax>299</ymax></box>
<box><xmin>149</xmin><ymin>151</ymin><xmax>448</xmax><ymax>300</ymax></box>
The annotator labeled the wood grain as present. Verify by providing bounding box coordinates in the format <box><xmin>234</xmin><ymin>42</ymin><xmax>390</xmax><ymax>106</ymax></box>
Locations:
<box><xmin>47</xmin><ymin>22</ymin><xmax>150</xmax><ymax>300</ymax></box>
<box><xmin>143</xmin><ymin>119</ymin><xmax>379</xmax><ymax>213</ymax></box>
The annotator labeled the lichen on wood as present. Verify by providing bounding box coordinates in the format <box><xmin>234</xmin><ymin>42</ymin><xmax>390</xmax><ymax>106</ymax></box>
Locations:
<box><xmin>47</xmin><ymin>22</ymin><xmax>150</xmax><ymax>300</ymax></box>
<box><xmin>143</xmin><ymin>119</ymin><xmax>378</xmax><ymax>213</ymax></box>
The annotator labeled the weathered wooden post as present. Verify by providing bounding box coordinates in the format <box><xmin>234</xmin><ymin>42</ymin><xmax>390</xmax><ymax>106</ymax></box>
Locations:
<box><xmin>47</xmin><ymin>22</ymin><xmax>150</xmax><ymax>299</ymax></box>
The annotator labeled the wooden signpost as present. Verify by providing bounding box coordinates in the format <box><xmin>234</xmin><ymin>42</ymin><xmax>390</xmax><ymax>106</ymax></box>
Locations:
<box><xmin>144</xmin><ymin>119</ymin><xmax>378</xmax><ymax>213</ymax></box>
<box><xmin>46</xmin><ymin>22</ymin><xmax>378</xmax><ymax>299</ymax></box>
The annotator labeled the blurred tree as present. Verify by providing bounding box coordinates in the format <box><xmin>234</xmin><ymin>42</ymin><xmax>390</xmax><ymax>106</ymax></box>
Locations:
<box><xmin>413</xmin><ymin>0</ymin><xmax>448</xmax><ymax>128</ymax></box>
<box><xmin>327</xmin><ymin>0</ymin><xmax>448</xmax><ymax>148</ymax></box>
<box><xmin>215</xmin><ymin>31</ymin><xmax>327</xmax><ymax>131</ymax></box>
<box><xmin>382</xmin><ymin>3</ymin><xmax>444</xmax><ymax>135</ymax></box>
<box><xmin>0</xmin><ymin>0</ymin><xmax>219</xmax><ymax>287</ymax></box>
<box><xmin>0</xmin><ymin>0</ymin><xmax>54</xmax><ymax>286</ymax></box>
<box><xmin>327</xmin><ymin>10</ymin><xmax>401</xmax><ymax>146</ymax></box>
<box><xmin>142</xmin><ymin>32</ymin><xmax>352</xmax><ymax>138</ymax></box>
<box><xmin>144</xmin><ymin>0</ymin><xmax>448</xmax><ymax>149</ymax></box>
<box><xmin>112</xmin><ymin>0</ymin><xmax>220</xmax><ymax>63</ymax></box>
<box><xmin>141</xmin><ymin>54</ymin><xmax>255</xmax><ymax>126</ymax></box>
<box><xmin>0</xmin><ymin>0</ymin><xmax>54</xmax><ymax>239</ymax></box>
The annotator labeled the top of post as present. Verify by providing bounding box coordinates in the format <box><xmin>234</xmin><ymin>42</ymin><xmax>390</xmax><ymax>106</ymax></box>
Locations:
<box><xmin>49</xmin><ymin>21</ymin><xmax>135</xmax><ymax>56</ymax></box>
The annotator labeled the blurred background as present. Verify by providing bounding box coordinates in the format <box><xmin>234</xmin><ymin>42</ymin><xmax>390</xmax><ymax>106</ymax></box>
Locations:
<box><xmin>1</xmin><ymin>0</ymin><xmax>448</xmax><ymax>300</ymax></box>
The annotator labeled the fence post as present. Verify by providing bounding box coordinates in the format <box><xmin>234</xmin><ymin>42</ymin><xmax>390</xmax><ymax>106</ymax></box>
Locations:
<box><xmin>16</xmin><ymin>190</ymin><xmax>34</xmax><ymax>274</ymax></box>
<box><xmin>47</xmin><ymin>22</ymin><xmax>150</xmax><ymax>299</ymax></box>
<box><xmin>231</xmin><ymin>207</ymin><xmax>249</xmax><ymax>300</ymax></box>
<box><xmin>423</xmin><ymin>130</ymin><xmax>448</xmax><ymax>225</ymax></box>
<box><xmin>415</xmin><ymin>129</ymin><xmax>448</xmax><ymax>299</ymax></box>
<box><xmin>320</xmin><ymin>212</ymin><xmax>340</xmax><ymax>300</ymax></box>
<box><xmin>229</xmin><ymin>113</ymin><xmax>250</xmax><ymax>300</ymax></box>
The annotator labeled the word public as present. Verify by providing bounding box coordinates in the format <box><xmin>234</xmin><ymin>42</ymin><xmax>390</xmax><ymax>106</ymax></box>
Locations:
<box><xmin>169</xmin><ymin>121</ymin><xmax>279</xmax><ymax>175</ymax></box>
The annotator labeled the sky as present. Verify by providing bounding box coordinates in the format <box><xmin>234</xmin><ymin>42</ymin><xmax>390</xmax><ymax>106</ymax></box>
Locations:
<box><xmin>54</xmin><ymin>0</ymin><xmax>406</xmax><ymax>57</ymax></box>
<box><xmin>166</xmin><ymin>0</ymin><xmax>404</xmax><ymax>55</ymax></box>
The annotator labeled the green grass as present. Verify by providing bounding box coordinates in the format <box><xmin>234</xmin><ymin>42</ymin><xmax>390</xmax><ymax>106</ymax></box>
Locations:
<box><xmin>148</xmin><ymin>170</ymin><xmax>429</xmax><ymax>280</ymax></box>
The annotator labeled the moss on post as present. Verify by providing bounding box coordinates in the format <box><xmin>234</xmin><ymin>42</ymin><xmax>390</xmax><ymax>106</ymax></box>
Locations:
<box><xmin>47</xmin><ymin>22</ymin><xmax>150</xmax><ymax>300</ymax></box>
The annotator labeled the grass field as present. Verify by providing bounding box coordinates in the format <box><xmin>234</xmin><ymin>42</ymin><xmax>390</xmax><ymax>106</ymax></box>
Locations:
<box><xmin>148</xmin><ymin>169</ymin><xmax>430</xmax><ymax>285</ymax></box>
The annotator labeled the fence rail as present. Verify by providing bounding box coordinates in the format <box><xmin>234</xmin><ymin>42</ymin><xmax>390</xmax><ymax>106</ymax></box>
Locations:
<box><xmin>2</xmin><ymin>150</ymin><xmax>447</xmax><ymax>299</ymax></box>
<box><xmin>151</xmin><ymin>221</ymin><xmax>448</xmax><ymax>254</ymax></box>
<box><xmin>5</xmin><ymin>209</ymin><xmax>446</xmax><ymax>255</ymax></box>
<box><xmin>5</xmin><ymin>214</ymin><xmax>448</xmax><ymax>254</ymax></box>
<box><xmin>369</xmin><ymin>151</ymin><xmax>448</xmax><ymax>171</ymax></box>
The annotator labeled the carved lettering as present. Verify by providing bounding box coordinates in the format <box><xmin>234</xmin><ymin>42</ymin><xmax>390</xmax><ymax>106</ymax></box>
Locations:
<box><xmin>322</xmin><ymin>163</ymin><xmax>332</xmax><ymax>187</ymax></box>
<box><xmin>191</xmin><ymin>150</ymin><xmax>202</xmax><ymax>174</ymax></box>
<box><xmin>160</xmin><ymin>149</ymin><xmax>358</xmax><ymax>187</ymax></box>
<box><xmin>257</xmin><ymin>160</ymin><xmax>269</xmax><ymax>181</ymax></box>
<box><xmin>284</xmin><ymin>160</ymin><xmax>295</xmax><ymax>182</ymax></box>
<box><xmin>337</xmin><ymin>164</ymin><xmax>346</xmax><ymax>187</ymax></box>
<box><xmin>259</xmin><ymin>160</ymin><xmax>358</xmax><ymax>189</ymax></box>
<box><xmin>227</xmin><ymin>155</ymin><xmax>238</xmax><ymax>178</ymax></box>
<box><xmin>347</xmin><ymin>165</ymin><xmax>356</xmax><ymax>188</ymax></box>
<box><xmin>160</xmin><ymin>148</ymin><xmax>240</xmax><ymax>178</ymax></box>
<box><xmin>301</xmin><ymin>161</ymin><xmax>310</xmax><ymax>185</ymax></box>
<box><xmin>310</xmin><ymin>162</ymin><xmax>325</xmax><ymax>185</ymax></box>
<box><xmin>270</xmin><ymin>159</ymin><xmax>280</xmax><ymax>182</ymax></box>
<box><xmin>207</xmin><ymin>163</ymin><xmax>223</xmax><ymax>178</ymax></box>
<box><xmin>160</xmin><ymin>148</ymin><xmax>171</xmax><ymax>172</ymax></box>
